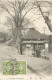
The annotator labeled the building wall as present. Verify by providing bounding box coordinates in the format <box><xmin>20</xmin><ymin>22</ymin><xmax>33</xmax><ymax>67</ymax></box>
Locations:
<box><xmin>48</xmin><ymin>35</ymin><xmax>52</xmax><ymax>52</ymax></box>
<box><xmin>22</xmin><ymin>42</ymin><xmax>45</xmax><ymax>56</ymax></box>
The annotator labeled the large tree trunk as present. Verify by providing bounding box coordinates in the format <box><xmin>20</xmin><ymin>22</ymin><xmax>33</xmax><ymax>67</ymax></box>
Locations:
<box><xmin>13</xmin><ymin>10</ymin><xmax>22</xmax><ymax>54</ymax></box>
<box><xmin>16</xmin><ymin>34</ymin><xmax>22</xmax><ymax>54</ymax></box>
<box><xmin>13</xmin><ymin>27</ymin><xmax>18</xmax><ymax>44</ymax></box>
<box><xmin>13</xmin><ymin>25</ymin><xmax>22</xmax><ymax>54</ymax></box>
<box><xmin>16</xmin><ymin>27</ymin><xmax>22</xmax><ymax>54</ymax></box>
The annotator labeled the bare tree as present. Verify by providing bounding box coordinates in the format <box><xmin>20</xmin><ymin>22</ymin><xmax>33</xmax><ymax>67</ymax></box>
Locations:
<box><xmin>33</xmin><ymin>1</ymin><xmax>52</xmax><ymax>32</ymax></box>
<box><xmin>0</xmin><ymin>0</ymin><xmax>38</xmax><ymax>54</ymax></box>
<box><xmin>1</xmin><ymin>0</ymin><xmax>52</xmax><ymax>54</ymax></box>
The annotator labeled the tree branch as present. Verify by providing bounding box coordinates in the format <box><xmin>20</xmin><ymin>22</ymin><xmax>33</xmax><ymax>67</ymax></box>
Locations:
<box><xmin>23</xmin><ymin>16</ymin><xmax>42</xmax><ymax>27</ymax></box>
<box><xmin>22</xmin><ymin>6</ymin><xmax>38</xmax><ymax>22</ymax></box>
<box><xmin>22</xmin><ymin>0</ymin><xmax>28</xmax><ymax>10</ymax></box>
<box><xmin>1</xmin><ymin>4</ymin><xmax>14</xmax><ymax>19</ymax></box>
<box><xmin>46</xmin><ymin>1</ymin><xmax>52</xmax><ymax>5</ymax></box>
<box><xmin>36</xmin><ymin>1</ymin><xmax>52</xmax><ymax>32</ymax></box>
<box><xmin>8</xmin><ymin>1</ymin><xmax>16</xmax><ymax>14</ymax></box>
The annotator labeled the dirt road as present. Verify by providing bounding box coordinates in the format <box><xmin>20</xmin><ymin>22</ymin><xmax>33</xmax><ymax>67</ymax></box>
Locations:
<box><xmin>0</xmin><ymin>43</ymin><xmax>52</xmax><ymax>78</ymax></box>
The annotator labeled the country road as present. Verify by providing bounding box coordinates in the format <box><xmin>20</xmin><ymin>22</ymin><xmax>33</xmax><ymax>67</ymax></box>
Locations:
<box><xmin>0</xmin><ymin>43</ymin><xmax>52</xmax><ymax>78</ymax></box>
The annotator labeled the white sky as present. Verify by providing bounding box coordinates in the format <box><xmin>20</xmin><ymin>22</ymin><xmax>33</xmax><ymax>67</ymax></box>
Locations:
<box><xmin>0</xmin><ymin>0</ymin><xmax>52</xmax><ymax>35</ymax></box>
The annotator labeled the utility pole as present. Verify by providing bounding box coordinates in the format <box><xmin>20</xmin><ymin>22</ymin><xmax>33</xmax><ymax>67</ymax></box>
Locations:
<box><xmin>43</xmin><ymin>27</ymin><xmax>47</xmax><ymax>39</ymax></box>
<box><xmin>43</xmin><ymin>27</ymin><xmax>46</xmax><ymax>35</ymax></box>
<box><xmin>43</xmin><ymin>27</ymin><xmax>46</xmax><ymax>55</ymax></box>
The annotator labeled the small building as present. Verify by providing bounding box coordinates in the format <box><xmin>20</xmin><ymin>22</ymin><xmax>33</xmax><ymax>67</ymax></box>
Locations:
<box><xmin>21</xmin><ymin>28</ymin><xmax>48</xmax><ymax>56</ymax></box>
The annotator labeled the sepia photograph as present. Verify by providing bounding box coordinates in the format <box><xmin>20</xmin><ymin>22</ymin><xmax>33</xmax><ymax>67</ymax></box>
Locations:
<box><xmin>0</xmin><ymin>0</ymin><xmax>52</xmax><ymax>79</ymax></box>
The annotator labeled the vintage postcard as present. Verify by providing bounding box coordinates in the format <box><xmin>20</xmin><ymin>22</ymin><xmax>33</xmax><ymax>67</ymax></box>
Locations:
<box><xmin>0</xmin><ymin>0</ymin><xmax>52</xmax><ymax>80</ymax></box>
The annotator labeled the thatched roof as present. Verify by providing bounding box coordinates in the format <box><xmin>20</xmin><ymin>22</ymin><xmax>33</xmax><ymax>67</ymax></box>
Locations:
<box><xmin>23</xmin><ymin>28</ymin><xmax>48</xmax><ymax>40</ymax></box>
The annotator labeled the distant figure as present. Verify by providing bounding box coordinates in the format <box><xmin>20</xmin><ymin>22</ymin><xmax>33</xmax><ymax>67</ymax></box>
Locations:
<box><xmin>36</xmin><ymin>48</ymin><xmax>41</xmax><ymax>58</ymax></box>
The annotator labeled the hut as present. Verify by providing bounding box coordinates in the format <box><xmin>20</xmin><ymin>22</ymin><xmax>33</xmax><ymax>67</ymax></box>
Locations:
<box><xmin>21</xmin><ymin>28</ymin><xmax>48</xmax><ymax>56</ymax></box>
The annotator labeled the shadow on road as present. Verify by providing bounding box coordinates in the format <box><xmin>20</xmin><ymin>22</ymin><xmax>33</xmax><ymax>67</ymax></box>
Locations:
<box><xmin>27</xmin><ymin>65</ymin><xmax>40</xmax><ymax>76</ymax></box>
